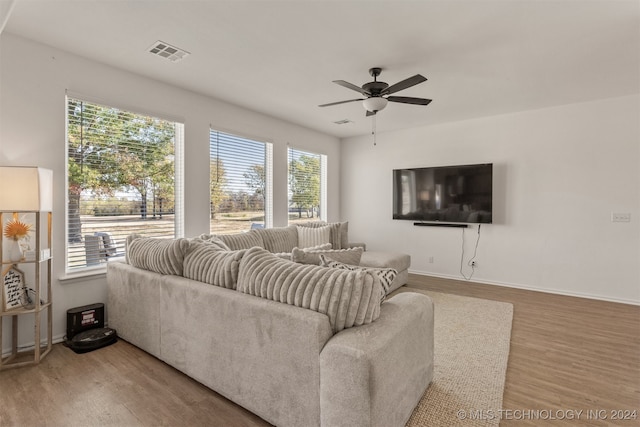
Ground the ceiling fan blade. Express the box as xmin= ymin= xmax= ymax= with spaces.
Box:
xmin=366 ymin=110 xmax=376 ymax=117
xmin=318 ymin=98 xmax=364 ymax=107
xmin=333 ymin=80 xmax=371 ymax=96
xmin=387 ymin=96 xmax=432 ymax=106
xmin=383 ymin=74 xmax=427 ymax=95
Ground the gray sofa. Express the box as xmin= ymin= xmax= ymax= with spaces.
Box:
xmin=107 ymin=233 xmax=433 ymax=427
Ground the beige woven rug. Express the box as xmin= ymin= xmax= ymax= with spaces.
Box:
xmin=395 ymin=288 xmax=513 ymax=427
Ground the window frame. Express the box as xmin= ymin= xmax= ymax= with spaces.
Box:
xmin=64 ymin=95 xmax=184 ymax=276
xmin=209 ymin=128 xmax=273 ymax=234
xmin=287 ymin=146 xmax=327 ymax=224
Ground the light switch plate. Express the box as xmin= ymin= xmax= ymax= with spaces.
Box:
xmin=611 ymin=212 xmax=631 ymax=222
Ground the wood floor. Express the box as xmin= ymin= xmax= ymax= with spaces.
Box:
xmin=0 ymin=274 xmax=638 ymax=426
xmin=408 ymin=275 xmax=640 ymax=427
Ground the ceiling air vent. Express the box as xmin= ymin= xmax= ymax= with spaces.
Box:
xmin=148 ymin=41 xmax=190 ymax=62
xmin=333 ymin=119 xmax=354 ymax=125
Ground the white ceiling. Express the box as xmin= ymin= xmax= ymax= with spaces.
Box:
xmin=3 ymin=0 xmax=639 ymax=138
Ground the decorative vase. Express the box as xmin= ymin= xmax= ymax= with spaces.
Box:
xmin=7 ymin=239 xmax=23 ymax=262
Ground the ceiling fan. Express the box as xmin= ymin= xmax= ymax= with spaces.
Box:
xmin=318 ymin=67 xmax=432 ymax=116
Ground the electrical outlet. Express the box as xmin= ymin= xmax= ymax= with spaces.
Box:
xmin=611 ymin=212 xmax=631 ymax=222
xmin=428 ymin=256 xmax=434 ymax=264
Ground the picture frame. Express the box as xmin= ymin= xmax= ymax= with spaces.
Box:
xmin=2 ymin=265 xmax=28 ymax=311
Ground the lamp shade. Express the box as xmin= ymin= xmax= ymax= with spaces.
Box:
xmin=362 ymin=97 xmax=388 ymax=113
xmin=0 ymin=166 xmax=53 ymax=211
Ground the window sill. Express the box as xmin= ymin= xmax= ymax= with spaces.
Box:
xmin=59 ymin=261 xmax=120 ymax=283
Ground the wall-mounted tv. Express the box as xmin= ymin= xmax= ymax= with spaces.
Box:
xmin=393 ymin=163 xmax=493 ymax=224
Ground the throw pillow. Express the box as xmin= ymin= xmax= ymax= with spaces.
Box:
xmin=217 ymin=230 xmax=264 ymax=250
xmin=297 ymin=221 xmax=348 ymax=250
xmin=273 ymin=252 xmax=292 ymax=261
xmin=255 ymin=225 xmax=298 ymax=253
xmin=319 ymin=254 xmax=397 ymax=301
xmin=268 ymin=243 xmax=331 ymax=262
xmin=126 ymin=234 xmax=191 ymax=276
xmin=197 ymin=234 xmax=231 ymax=250
xmin=297 ymin=225 xmax=331 ymax=249
xmin=291 ymin=246 xmax=363 ymax=266
xmin=338 ymin=221 xmax=349 ymax=249
xmin=304 ymin=243 xmax=333 ymax=251
xmin=183 ymin=242 xmax=247 ymax=289
xmin=237 ymin=247 xmax=382 ymax=333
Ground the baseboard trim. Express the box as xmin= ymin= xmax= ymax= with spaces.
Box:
xmin=408 ymin=269 xmax=640 ymax=306
xmin=1 ymin=334 xmax=66 ymax=359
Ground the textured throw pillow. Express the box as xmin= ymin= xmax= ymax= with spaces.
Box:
xmin=237 ymin=247 xmax=382 ymax=333
xmin=126 ymin=234 xmax=190 ymax=276
xmin=265 ymin=243 xmax=331 ymax=262
xmin=319 ymin=254 xmax=397 ymax=301
xmin=298 ymin=221 xmax=348 ymax=250
xmin=273 ymin=252 xmax=292 ymax=261
xmin=338 ymin=221 xmax=349 ymax=249
xmin=304 ymin=243 xmax=332 ymax=251
xmin=291 ymin=246 xmax=363 ymax=266
xmin=255 ymin=225 xmax=298 ymax=253
xmin=183 ymin=243 xmax=247 ymax=289
xmin=197 ymin=234 xmax=231 ymax=250
xmin=297 ymin=225 xmax=331 ymax=249
xmin=217 ymin=230 xmax=264 ymax=250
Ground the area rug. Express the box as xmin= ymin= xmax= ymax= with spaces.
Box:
xmin=394 ymin=288 xmax=514 ymax=427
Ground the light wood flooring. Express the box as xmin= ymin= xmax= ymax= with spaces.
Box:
xmin=0 ymin=274 xmax=638 ymax=426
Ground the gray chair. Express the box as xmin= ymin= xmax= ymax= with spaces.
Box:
xmin=85 ymin=232 xmax=117 ymax=266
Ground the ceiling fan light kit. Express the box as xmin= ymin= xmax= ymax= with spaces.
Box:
xmin=363 ymin=97 xmax=388 ymax=113
xmin=319 ymin=67 xmax=432 ymax=117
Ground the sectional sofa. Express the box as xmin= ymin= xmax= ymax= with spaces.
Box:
xmin=107 ymin=225 xmax=433 ymax=427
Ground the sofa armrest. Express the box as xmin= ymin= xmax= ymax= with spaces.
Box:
xmin=107 ymin=260 xmax=164 ymax=358
xmin=320 ymin=292 xmax=434 ymax=427
xmin=345 ymin=242 xmax=367 ymax=251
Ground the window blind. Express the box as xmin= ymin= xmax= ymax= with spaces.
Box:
xmin=209 ymin=129 xmax=272 ymax=234
xmin=288 ymin=147 xmax=326 ymax=224
xmin=66 ymin=97 xmax=183 ymax=272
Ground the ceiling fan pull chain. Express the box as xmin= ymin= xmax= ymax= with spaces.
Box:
xmin=372 ymin=114 xmax=377 ymax=146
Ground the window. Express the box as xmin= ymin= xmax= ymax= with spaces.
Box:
xmin=66 ymin=97 xmax=183 ymax=272
xmin=288 ymin=147 xmax=326 ymax=224
xmin=209 ymin=129 xmax=272 ymax=234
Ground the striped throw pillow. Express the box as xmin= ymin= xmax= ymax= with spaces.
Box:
xmin=183 ymin=243 xmax=247 ymax=289
xmin=237 ymin=247 xmax=382 ymax=333
xmin=297 ymin=225 xmax=331 ymax=249
xmin=126 ymin=235 xmax=190 ymax=276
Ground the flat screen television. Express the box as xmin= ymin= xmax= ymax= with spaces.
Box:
xmin=393 ymin=163 xmax=493 ymax=224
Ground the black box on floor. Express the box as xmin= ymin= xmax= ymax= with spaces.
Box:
xmin=66 ymin=303 xmax=105 ymax=339
xmin=65 ymin=303 xmax=117 ymax=353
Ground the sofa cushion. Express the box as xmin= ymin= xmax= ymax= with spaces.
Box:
xmin=319 ymin=255 xmax=397 ymax=300
xmin=216 ymin=230 xmax=264 ymax=250
xmin=126 ymin=234 xmax=190 ymax=276
xmin=359 ymin=251 xmax=411 ymax=273
xmin=237 ymin=247 xmax=382 ymax=333
xmin=291 ymin=246 xmax=363 ymax=266
xmin=183 ymin=243 xmax=247 ymax=289
xmin=255 ymin=225 xmax=298 ymax=253
xmin=298 ymin=221 xmax=348 ymax=250
xmin=297 ymin=225 xmax=331 ymax=249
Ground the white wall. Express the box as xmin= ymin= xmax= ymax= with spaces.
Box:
xmin=341 ymin=95 xmax=639 ymax=304
xmin=0 ymin=33 xmax=340 ymax=348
